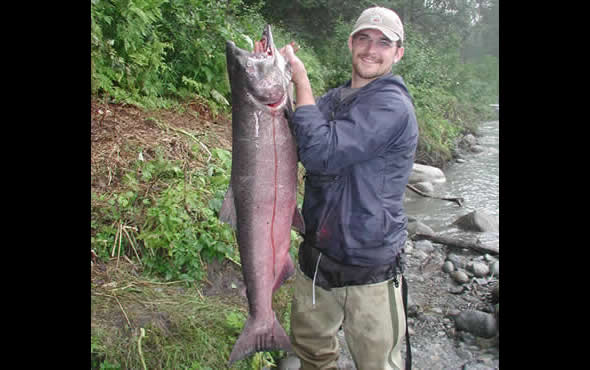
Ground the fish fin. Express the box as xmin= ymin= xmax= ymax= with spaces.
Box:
xmin=291 ymin=207 xmax=305 ymax=235
xmin=228 ymin=313 xmax=293 ymax=366
xmin=219 ymin=183 xmax=237 ymax=230
xmin=272 ymin=255 xmax=295 ymax=294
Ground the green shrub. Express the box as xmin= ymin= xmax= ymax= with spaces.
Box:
xmin=91 ymin=0 xmax=498 ymax=166
xmin=91 ymin=148 xmax=237 ymax=282
xmin=91 ymin=0 xmax=172 ymax=106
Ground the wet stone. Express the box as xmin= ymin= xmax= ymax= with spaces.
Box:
xmin=450 ymin=270 xmax=470 ymax=284
xmin=442 ymin=261 xmax=455 ymax=273
xmin=471 ymin=262 xmax=489 ymax=277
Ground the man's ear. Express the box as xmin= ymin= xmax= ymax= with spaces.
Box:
xmin=394 ymin=47 xmax=404 ymax=64
xmin=348 ymin=36 xmax=353 ymax=52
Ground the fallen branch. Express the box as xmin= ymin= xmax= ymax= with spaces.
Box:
xmin=170 ymin=126 xmax=212 ymax=163
xmin=122 ymin=225 xmax=142 ymax=265
xmin=146 ymin=117 xmax=212 ymax=162
xmin=406 ymin=183 xmax=464 ymax=207
xmin=225 ymin=254 xmax=242 ymax=267
xmin=413 ymin=233 xmax=498 ymax=255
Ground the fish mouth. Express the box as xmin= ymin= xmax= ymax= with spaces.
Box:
xmin=259 ymin=24 xmax=275 ymax=57
xmin=226 ymin=24 xmax=275 ymax=59
xmin=266 ymin=94 xmax=286 ymax=110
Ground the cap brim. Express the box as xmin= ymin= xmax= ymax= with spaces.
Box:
xmin=350 ymin=26 xmax=400 ymax=42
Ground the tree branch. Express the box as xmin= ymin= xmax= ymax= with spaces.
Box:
xmin=406 ymin=183 xmax=464 ymax=207
xmin=412 ymin=232 xmax=498 ymax=255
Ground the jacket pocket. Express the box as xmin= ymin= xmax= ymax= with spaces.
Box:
xmin=346 ymin=210 xmax=384 ymax=247
xmin=303 ymin=173 xmax=344 ymax=244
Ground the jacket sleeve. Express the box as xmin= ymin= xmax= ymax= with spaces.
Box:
xmin=290 ymin=90 xmax=411 ymax=173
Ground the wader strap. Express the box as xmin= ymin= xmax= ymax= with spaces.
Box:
xmin=402 ymin=275 xmax=411 ymax=370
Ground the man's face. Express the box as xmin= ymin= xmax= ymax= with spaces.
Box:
xmin=348 ymin=29 xmax=404 ymax=83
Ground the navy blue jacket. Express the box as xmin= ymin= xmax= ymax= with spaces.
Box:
xmin=290 ymin=73 xmax=418 ymax=268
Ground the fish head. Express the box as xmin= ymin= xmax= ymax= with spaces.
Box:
xmin=226 ymin=24 xmax=292 ymax=110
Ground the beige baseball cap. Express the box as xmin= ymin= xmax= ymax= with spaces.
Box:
xmin=350 ymin=7 xmax=404 ymax=43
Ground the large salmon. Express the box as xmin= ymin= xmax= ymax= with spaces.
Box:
xmin=221 ymin=24 xmax=304 ymax=366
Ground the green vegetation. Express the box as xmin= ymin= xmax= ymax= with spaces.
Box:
xmin=91 ymin=0 xmax=498 ymax=368
xmin=91 ymin=0 xmax=498 ymax=164
xmin=92 ymin=145 xmax=236 ymax=282
xmin=91 ymin=260 xmax=294 ymax=369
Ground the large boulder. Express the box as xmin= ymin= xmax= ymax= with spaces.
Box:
xmin=461 ymin=134 xmax=477 ymax=147
xmin=453 ymin=310 xmax=497 ymax=338
xmin=453 ymin=210 xmax=499 ymax=233
xmin=409 ymin=163 xmax=446 ymax=184
xmin=407 ymin=219 xmax=435 ymax=237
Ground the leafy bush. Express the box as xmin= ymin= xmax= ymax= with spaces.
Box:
xmin=91 ymin=0 xmax=498 ymax=170
xmin=393 ymin=26 xmax=497 ymax=164
xmin=91 ymin=0 xmax=172 ymax=106
xmin=91 ymin=0 xmax=332 ymax=109
xmin=91 ymin=148 xmax=237 ymax=282
xmin=92 ymin=0 xmax=259 ymax=108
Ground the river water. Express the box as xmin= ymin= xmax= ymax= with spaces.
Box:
xmin=403 ymin=120 xmax=499 ymax=240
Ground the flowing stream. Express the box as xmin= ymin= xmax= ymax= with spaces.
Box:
xmin=404 ymin=120 xmax=499 ymax=240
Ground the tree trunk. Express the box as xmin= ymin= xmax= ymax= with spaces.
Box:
xmin=412 ymin=233 xmax=499 ymax=255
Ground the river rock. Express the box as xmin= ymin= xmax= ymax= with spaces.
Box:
xmin=278 ymin=354 xmax=301 ymax=370
xmin=450 ymin=270 xmax=470 ymax=284
xmin=414 ymin=240 xmax=434 ymax=253
xmin=461 ymin=134 xmax=477 ymax=148
xmin=470 ymin=145 xmax=485 ymax=154
xmin=407 ymin=294 xmax=420 ymax=317
xmin=412 ymin=249 xmax=428 ymax=261
xmin=490 ymin=260 xmax=499 ymax=276
xmin=413 ymin=181 xmax=434 ymax=194
xmin=453 ymin=210 xmax=499 ymax=233
xmin=470 ymin=262 xmax=490 ymax=277
xmin=454 ymin=310 xmax=497 ymax=338
xmin=484 ymin=254 xmax=497 ymax=263
xmin=447 ymin=253 xmax=468 ymax=269
xmin=409 ymin=163 xmax=446 ymax=184
xmin=407 ymin=219 xmax=435 ymax=237
xmin=442 ymin=261 xmax=455 ymax=273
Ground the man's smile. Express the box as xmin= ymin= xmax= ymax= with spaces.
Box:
xmin=360 ymin=55 xmax=380 ymax=64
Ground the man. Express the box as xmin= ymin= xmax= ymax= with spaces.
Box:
xmin=280 ymin=6 xmax=418 ymax=370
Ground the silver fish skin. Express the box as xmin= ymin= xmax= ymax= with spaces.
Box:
xmin=221 ymin=24 xmax=304 ymax=366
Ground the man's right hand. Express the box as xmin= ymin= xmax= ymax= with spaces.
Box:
xmin=280 ymin=43 xmax=307 ymax=86
xmin=279 ymin=42 xmax=315 ymax=107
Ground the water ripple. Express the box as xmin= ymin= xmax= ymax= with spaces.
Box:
xmin=404 ymin=120 xmax=499 ymax=234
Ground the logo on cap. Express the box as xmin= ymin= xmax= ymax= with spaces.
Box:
xmin=370 ymin=15 xmax=382 ymax=24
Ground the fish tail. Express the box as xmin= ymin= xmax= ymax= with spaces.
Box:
xmin=228 ymin=312 xmax=293 ymax=366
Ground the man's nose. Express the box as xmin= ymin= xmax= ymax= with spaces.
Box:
xmin=364 ymin=39 xmax=379 ymax=53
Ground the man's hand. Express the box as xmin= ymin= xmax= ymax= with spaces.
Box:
xmin=279 ymin=42 xmax=315 ymax=107
xmin=279 ymin=42 xmax=306 ymax=86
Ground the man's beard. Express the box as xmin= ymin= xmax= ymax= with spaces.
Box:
xmin=351 ymin=54 xmax=388 ymax=80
